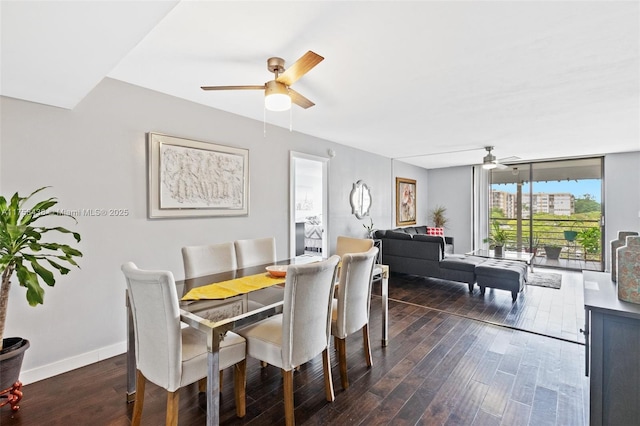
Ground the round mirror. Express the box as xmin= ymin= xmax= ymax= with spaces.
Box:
xmin=350 ymin=180 xmax=372 ymax=219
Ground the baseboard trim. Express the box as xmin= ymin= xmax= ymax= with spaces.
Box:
xmin=19 ymin=341 xmax=127 ymax=385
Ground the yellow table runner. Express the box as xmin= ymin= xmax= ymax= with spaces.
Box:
xmin=181 ymin=273 xmax=285 ymax=301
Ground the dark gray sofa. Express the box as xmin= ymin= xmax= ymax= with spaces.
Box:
xmin=374 ymin=227 xmax=529 ymax=301
xmin=374 ymin=228 xmax=482 ymax=292
xmin=376 ymin=225 xmax=454 ymax=253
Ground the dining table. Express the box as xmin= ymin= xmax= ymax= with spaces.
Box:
xmin=125 ymin=257 xmax=389 ymax=425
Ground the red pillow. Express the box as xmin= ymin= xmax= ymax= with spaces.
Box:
xmin=426 ymin=227 xmax=444 ymax=236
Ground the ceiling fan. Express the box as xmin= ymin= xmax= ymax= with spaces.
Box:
xmin=201 ymin=51 xmax=324 ymax=111
xmin=482 ymin=146 xmax=516 ymax=170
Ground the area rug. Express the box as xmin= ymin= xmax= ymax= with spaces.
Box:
xmin=527 ymin=272 xmax=562 ymax=289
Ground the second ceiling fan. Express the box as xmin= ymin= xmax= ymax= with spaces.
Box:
xmin=201 ymin=50 xmax=324 ymax=111
xmin=482 ymin=146 xmax=518 ymax=170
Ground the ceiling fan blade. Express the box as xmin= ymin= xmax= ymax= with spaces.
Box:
xmin=276 ymin=51 xmax=324 ymax=86
xmin=498 ymin=156 xmax=520 ymax=163
xmin=289 ymin=89 xmax=315 ymax=109
xmin=201 ymin=85 xmax=265 ymax=91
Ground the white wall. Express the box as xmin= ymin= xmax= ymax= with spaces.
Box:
xmin=390 ymin=160 xmax=430 ymax=229
xmin=604 ymin=151 xmax=640 ymax=270
xmin=324 ymin=148 xmax=397 ymax=244
xmin=426 ymin=166 xmax=474 ymax=253
xmin=0 ymin=78 xmax=393 ymax=383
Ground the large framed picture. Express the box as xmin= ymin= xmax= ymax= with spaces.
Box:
xmin=396 ymin=177 xmax=416 ymax=226
xmin=147 ymin=133 xmax=249 ymax=218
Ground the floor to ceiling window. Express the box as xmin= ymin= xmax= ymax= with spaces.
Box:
xmin=489 ymin=157 xmax=604 ymax=271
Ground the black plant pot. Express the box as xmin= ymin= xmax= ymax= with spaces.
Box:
xmin=0 ymin=337 xmax=30 ymax=411
xmin=544 ymin=246 xmax=562 ymax=260
xmin=494 ymin=246 xmax=504 ymax=257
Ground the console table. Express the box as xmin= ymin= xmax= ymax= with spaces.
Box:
xmin=582 ymin=270 xmax=640 ymax=426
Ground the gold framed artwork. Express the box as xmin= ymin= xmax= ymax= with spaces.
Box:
xmin=147 ymin=132 xmax=249 ymax=218
xmin=396 ymin=177 xmax=416 ymax=226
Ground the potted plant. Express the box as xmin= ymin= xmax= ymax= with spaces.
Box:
xmin=429 ymin=205 xmax=448 ymax=229
xmin=563 ymin=220 xmax=582 ymax=242
xmin=483 ymin=220 xmax=508 ymax=257
xmin=524 ymin=233 xmax=540 ymax=255
xmin=543 ymin=244 xmax=562 ymax=260
xmin=0 ymin=187 xmax=82 ymax=411
xmin=577 ymin=227 xmax=601 ymax=261
xmin=362 ymin=217 xmax=375 ymax=238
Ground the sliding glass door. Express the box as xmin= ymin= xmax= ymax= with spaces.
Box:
xmin=489 ymin=157 xmax=603 ymax=271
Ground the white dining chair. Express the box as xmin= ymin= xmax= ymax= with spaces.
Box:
xmin=234 ymin=237 xmax=277 ymax=268
xmin=181 ymin=242 xmax=237 ymax=278
xmin=331 ymin=247 xmax=378 ymax=389
xmin=121 ymin=262 xmax=247 ymax=425
xmin=335 ymin=236 xmax=374 ymax=258
xmin=234 ymin=237 xmax=284 ymax=307
xmin=335 ymin=235 xmax=384 ymax=286
xmin=237 ymin=255 xmax=340 ymax=426
xmin=181 ymin=242 xmax=243 ymax=390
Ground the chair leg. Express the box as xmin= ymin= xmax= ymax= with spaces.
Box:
xmin=234 ymin=360 xmax=247 ymax=418
xmin=166 ymin=390 xmax=179 ymax=426
xmin=362 ymin=324 xmax=373 ymax=367
xmin=282 ymin=369 xmax=295 ymax=426
xmin=322 ymin=348 xmax=335 ymax=402
xmin=336 ymin=337 xmax=349 ymax=389
xmin=131 ymin=370 xmax=146 ymax=426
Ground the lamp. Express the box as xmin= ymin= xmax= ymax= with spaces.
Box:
xmin=482 ymin=146 xmax=497 ymax=169
xmin=264 ymin=80 xmax=291 ymax=111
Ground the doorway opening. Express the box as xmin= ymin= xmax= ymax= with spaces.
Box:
xmin=289 ymin=152 xmax=328 ymax=260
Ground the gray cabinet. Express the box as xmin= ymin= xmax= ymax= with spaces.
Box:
xmin=583 ymin=271 xmax=640 ymax=426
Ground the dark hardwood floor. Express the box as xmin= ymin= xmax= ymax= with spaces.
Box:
xmin=1 ymin=269 xmax=588 ymax=425
xmin=389 ymin=267 xmax=586 ymax=344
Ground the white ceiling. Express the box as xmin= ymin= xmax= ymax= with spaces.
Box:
xmin=2 ymin=1 xmax=638 ymax=169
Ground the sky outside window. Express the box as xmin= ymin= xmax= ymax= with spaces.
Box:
xmin=492 ymin=179 xmax=601 ymax=202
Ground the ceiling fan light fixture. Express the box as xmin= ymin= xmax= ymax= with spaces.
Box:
xmin=482 ymin=146 xmax=497 ymax=169
xmin=482 ymin=153 xmax=497 ymax=169
xmin=264 ymin=80 xmax=291 ymax=111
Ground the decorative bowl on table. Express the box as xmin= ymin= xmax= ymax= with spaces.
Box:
xmin=266 ymin=265 xmax=288 ymax=278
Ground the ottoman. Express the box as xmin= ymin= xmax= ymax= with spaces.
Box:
xmin=440 ymin=255 xmax=486 ymax=293
xmin=475 ymin=259 xmax=528 ymax=302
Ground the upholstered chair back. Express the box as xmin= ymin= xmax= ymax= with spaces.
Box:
xmin=335 ymin=236 xmax=374 ymax=258
xmin=182 ymin=242 xmax=237 ymax=278
xmin=333 ymin=247 xmax=378 ymax=338
xmin=282 ymin=255 xmax=340 ymax=369
xmin=122 ymin=262 xmax=183 ymax=392
xmin=234 ymin=237 xmax=277 ymax=268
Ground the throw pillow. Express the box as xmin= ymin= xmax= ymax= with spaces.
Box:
xmin=426 ymin=227 xmax=444 ymax=236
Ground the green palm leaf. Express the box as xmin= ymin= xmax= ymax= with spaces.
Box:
xmin=1 ymin=187 xmax=82 ymax=344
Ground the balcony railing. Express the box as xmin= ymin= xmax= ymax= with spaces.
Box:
xmin=488 ymin=217 xmax=602 ymax=263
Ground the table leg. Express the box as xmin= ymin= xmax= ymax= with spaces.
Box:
xmin=206 ymin=328 xmax=222 ymax=426
xmin=126 ymin=290 xmax=136 ymax=403
xmin=206 ymin=352 xmax=220 ymax=425
xmin=379 ymin=265 xmax=389 ymax=347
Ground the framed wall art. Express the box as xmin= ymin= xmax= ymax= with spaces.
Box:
xmin=147 ymin=132 xmax=249 ymax=218
xmin=396 ymin=177 xmax=416 ymax=226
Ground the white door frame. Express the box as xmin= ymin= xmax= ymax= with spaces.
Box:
xmin=289 ymin=151 xmax=329 ymax=258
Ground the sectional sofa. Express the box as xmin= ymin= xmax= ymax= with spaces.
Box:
xmin=374 ymin=227 xmax=529 ymax=301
